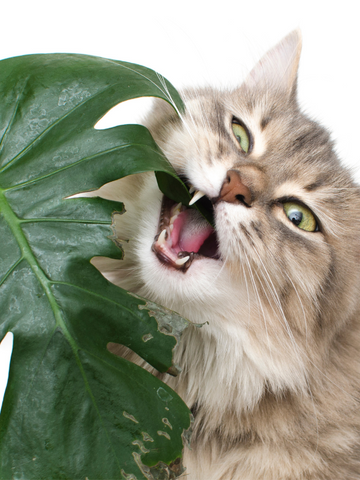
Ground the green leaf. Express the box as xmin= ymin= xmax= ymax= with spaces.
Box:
xmin=0 ymin=54 xmax=192 ymax=479
xmin=155 ymin=171 xmax=191 ymax=206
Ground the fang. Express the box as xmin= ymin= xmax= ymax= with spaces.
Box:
xmin=175 ymin=256 xmax=190 ymax=266
xmin=189 ymin=190 xmax=205 ymax=206
xmin=158 ymin=229 xmax=167 ymax=244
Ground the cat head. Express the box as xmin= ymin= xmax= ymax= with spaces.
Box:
xmin=100 ymin=30 xmax=360 ymax=396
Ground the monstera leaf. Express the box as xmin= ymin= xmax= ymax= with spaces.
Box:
xmin=0 ymin=54 xmax=193 ymax=479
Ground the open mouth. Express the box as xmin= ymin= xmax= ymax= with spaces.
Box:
xmin=151 ymin=193 xmax=220 ymax=272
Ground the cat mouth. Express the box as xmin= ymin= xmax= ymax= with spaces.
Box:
xmin=151 ymin=195 xmax=220 ymax=272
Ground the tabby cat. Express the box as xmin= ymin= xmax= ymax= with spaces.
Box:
xmin=95 ymin=30 xmax=360 ymax=479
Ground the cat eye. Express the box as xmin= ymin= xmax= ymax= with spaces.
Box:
xmin=283 ymin=201 xmax=318 ymax=232
xmin=231 ymin=118 xmax=251 ymax=153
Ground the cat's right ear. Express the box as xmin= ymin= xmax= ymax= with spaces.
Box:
xmin=241 ymin=29 xmax=302 ymax=101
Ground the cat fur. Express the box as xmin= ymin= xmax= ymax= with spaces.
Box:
xmin=93 ymin=30 xmax=360 ymax=479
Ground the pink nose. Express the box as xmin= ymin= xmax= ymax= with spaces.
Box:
xmin=219 ymin=170 xmax=252 ymax=206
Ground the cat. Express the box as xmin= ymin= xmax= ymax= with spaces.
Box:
xmin=94 ymin=30 xmax=360 ymax=479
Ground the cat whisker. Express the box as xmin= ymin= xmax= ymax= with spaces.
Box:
xmin=238 ymin=251 xmax=252 ymax=327
xmin=240 ymin=246 xmax=274 ymax=363
xmin=250 ymin=244 xmax=307 ymax=379
xmin=251 ymin=249 xmax=321 ymax=453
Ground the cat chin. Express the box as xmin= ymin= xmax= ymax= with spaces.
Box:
xmin=137 ymin=251 xmax=226 ymax=306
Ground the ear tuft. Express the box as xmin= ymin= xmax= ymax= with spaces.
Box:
xmin=243 ymin=29 xmax=302 ymax=100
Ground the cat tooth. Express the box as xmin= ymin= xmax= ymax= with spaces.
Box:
xmin=169 ymin=224 xmax=174 ymax=232
xmin=189 ymin=185 xmax=196 ymax=194
xmin=170 ymin=203 xmax=182 ymax=224
xmin=172 ymin=202 xmax=182 ymax=215
xmin=158 ymin=229 xmax=167 ymax=245
xmin=175 ymin=256 xmax=190 ymax=266
xmin=189 ymin=190 xmax=205 ymax=206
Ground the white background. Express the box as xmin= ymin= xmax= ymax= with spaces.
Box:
xmin=1 ymin=0 xmax=359 ymax=408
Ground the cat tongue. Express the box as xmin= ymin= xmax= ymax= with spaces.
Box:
xmin=171 ymin=210 xmax=213 ymax=254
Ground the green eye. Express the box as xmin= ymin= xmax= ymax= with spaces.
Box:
xmin=283 ymin=202 xmax=317 ymax=232
xmin=232 ymin=121 xmax=250 ymax=153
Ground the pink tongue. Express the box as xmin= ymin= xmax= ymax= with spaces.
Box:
xmin=171 ymin=210 xmax=213 ymax=254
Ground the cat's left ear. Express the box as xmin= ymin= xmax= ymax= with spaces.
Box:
xmin=241 ymin=29 xmax=302 ymax=101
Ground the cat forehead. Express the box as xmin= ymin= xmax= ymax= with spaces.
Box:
xmin=184 ymin=87 xmax=301 ymax=141
xmin=183 ymin=93 xmax=268 ymax=158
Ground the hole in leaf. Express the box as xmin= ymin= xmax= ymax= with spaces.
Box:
xmin=95 ymin=97 xmax=154 ymax=130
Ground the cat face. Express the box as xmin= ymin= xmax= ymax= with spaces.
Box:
xmin=99 ymin=31 xmax=360 ymax=396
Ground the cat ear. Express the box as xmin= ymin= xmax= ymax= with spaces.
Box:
xmin=242 ymin=29 xmax=302 ymax=100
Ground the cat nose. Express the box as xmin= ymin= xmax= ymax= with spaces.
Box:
xmin=218 ymin=170 xmax=252 ymax=206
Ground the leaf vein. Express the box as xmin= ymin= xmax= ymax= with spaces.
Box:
xmin=53 ymin=280 xmax=146 ymax=320
xmin=4 ymin=143 xmax=164 ymax=191
xmin=19 ymin=218 xmax=111 ymax=225
xmin=0 ymin=76 xmax=30 ymax=160
xmin=74 ymin=354 xmax=123 ymax=471
xmin=0 ymin=82 xmax=120 ymax=176
xmin=0 ymin=256 xmax=23 ymax=288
